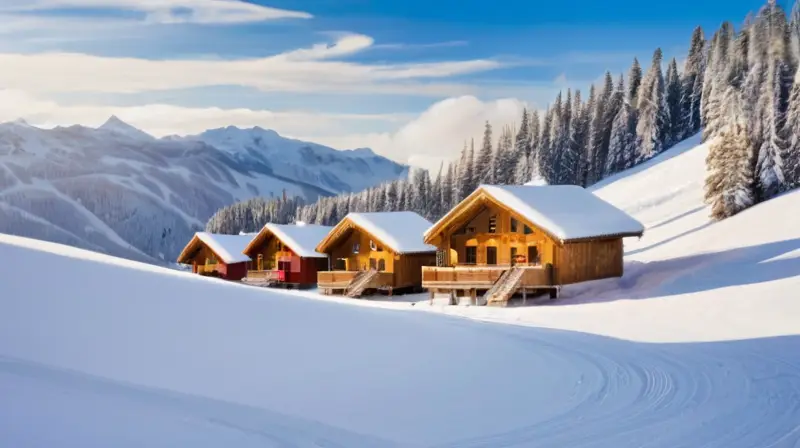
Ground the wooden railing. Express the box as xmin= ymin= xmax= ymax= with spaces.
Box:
xmin=422 ymin=265 xmax=552 ymax=289
xmin=246 ymin=270 xmax=284 ymax=282
xmin=318 ymin=271 xmax=394 ymax=290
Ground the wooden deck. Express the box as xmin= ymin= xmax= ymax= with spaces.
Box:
xmin=422 ymin=265 xmax=553 ymax=290
xmin=318 ymin=271 xmax=395 ymax=294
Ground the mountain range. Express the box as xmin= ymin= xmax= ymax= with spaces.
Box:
xmin=0 ymin=117 xmax=407 ymax=264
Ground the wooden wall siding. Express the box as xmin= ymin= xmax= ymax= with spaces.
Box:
xmin=447 ymin=202 xmax=554 ymax=266
xmin=318 ymin=271 xmax=395 ymax=289
xmin=246 ymin=235 xmax=297 ymax=271
xmin=554 ymin=239 xmax=623 ymax=285
xmin=328 ymin=227 xmax=395 ymax=273
xmin=394 ymin=253 xmax=437 ymax=289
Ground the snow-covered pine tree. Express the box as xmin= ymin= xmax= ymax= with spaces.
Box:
xmin=476 ymin=121 xmax=494 ymax=184
xmin=703 ymin=23 xmax=736 ymax=142
xmin=606 ymin=75 xmax=636 ymax=175
xmin=513 ymin=150 xmax=532 ymax=184
xmin=402 ymin=179 xmax=414 ymax=211
xmin=441 ymin=163 xmax=455 ymax=211
xmin=628 ymin=58 xmax=643 ymax=107
xmin=586 ymin=78 xmax=610 ymax=185
xmin=705 ymin=85 xmax=755 ymax=220
xmin=559 ymin=89 xmax=585 ymax=185
xmin=785 ymin=63 xmax=800 ymax=188
xmin=665 ymin=58 xmax=683 ymax=145
xmin=383 ymin=180 xmax=398 ymax=212
xmin=494 ymin=125 xmax=515 ymax=184
xmin=681 ymin=27 xmax=706 ymax=139
xmin=599 ymin=72 xmax=622 ymax=180
xmin=515 ymin=108 xmax=531 ymax=157
xmin=636 ymin=48 xmax=667 ymax=162
xmin=545 ymin=93 xmax=564 ymax=184
xmin=790 ymin=0 xmax=800 ymax=63
xmin=579 ymin=86 xmax=596 ymax=186
xmin=529 ymin=109 xmax=541 ymax=159
xmin=429 ymin=165 xmax=443 ymax=219
xmin=537 ymin=106 xmax=553 ymax=183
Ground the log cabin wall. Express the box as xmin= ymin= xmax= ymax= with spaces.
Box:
xmin=394 ymin=252 xmax=437 ymax=289
xmin=448 ymin=202 xmax=555 ymax=266
xmin=328 ymin=228 xmax=395 ymax=273
xmin=247 ymin=236 xmax=297 ymax=271
xmin=554 ymin=238 xmax=624 ymax=285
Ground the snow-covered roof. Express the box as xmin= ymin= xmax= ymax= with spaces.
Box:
xmin=263 ymin=223 xmax=332 ymax=258
xmin=322 ymin=211 xmax=436 ymax=254
xmin=426 ymin=185 xmax=644 ymax=243
xmin=193 ymin=232 xmax=253 ymax=264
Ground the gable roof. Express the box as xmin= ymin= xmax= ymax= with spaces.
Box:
xmin=317 ymin=211 xmax=437 ymax=255
xmin=425 ymin=184 xmax=645 ymax=244
xmin=177 ymin=232 xmax=253 ymax=264
xmin=244 ymin=223 xmax=332 ymax=258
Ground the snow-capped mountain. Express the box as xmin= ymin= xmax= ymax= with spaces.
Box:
xmin=0 ymin=117 xmax=407 ymax=264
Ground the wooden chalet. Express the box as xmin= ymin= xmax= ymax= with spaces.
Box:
xmin=422 ymin=185 xmax=645 ymax=306
xmin=241 ymin=223 xmax=332 ymax=288
xmin=315 ymin=211 xmax=437 ymax=297
xmin=177 ymin=232 xmax=253 ymax=281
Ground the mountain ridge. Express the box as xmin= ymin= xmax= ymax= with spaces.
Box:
xmin=0 ymin=117 xmax=407 ymax=264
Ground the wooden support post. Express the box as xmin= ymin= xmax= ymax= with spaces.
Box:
xmin=522 ymin=288 xmax=527 ymax=306
xmin=429 ymin=288 xmax=434 ymax=305
xmin=470 ymin=289 xmax=477 ymax=306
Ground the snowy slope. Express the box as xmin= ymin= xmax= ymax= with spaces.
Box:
xmin=2 ymin=233 xmax=800 ymax=447
xmin=0 ymin=118 xmax=407 ymax=264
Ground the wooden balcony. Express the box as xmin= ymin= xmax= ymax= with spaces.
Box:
xmin=422 ymin=265 xmax=552 ymax=290
xmin=318 ymin=271 xmax=395 ymax=291
xmin=196 ymin=264 xmax=219 ymax=275
xmin=246 ymin=270 xmax=284 ymax=282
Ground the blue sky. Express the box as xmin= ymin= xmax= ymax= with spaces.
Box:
xmin=0 ymin=0 xmax=782 ymax=169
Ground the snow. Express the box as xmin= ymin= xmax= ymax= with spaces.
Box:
xmin=430 ymin=184 xmax=645 ymax=242
xmin=263 ymin=223 xmax=331 ymax=258
xmin=345 ymin=211 xmax=437 ymax=254
xmin=194 ymin=232 xmax=252 ymax=264
xmin=3 ymin=133 xmax=800 ymax=446
xmin=97 ymin=115 xmax=155 ymax=141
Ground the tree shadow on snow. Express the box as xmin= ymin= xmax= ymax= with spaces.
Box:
xmin=555 ymin=238 xmax=800 ymax=305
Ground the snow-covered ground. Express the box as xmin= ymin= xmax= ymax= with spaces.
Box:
xmin=2 ymin=134 xmax=800 ymax=446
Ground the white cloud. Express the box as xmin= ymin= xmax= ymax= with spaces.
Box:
xmin=1 ymin=0 xmax=312 ymax=24
xmin=0 ymin=90 xmax=526 ymax=172
xmin=309 ymin=96 xmax=528 ymax=171
xmin=0 ymin=34 xmax=499 ymax=97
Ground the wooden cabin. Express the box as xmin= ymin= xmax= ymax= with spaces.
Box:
xmin=422 ymin=185 xmax=645 ymax=306
xmin=177 ymin=232 xmax=253 ymax=281
xmin=315 ymin=211 xmax=437 ymax=297
xmin=241 ymin=223 xmax=332 ymax=288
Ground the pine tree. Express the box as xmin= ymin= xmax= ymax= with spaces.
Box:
xmin=544 ymin=93 xmax=564 ymax=184
xmin=560 ymin=89 xmax=585 ymax=184
xmin=579 ymin=86 xmax=596 ymax=186
xmin=529 ymin=109 xmax=541 ymax=158
xmin=790 ymin=0 xmax=800 ymax=63
xmin=705 ymin=86 xmax=755 ymax=220
xmin=755 ymin=0 xmax=792 ymax=200
xmin=665 ymin=58 xmax=683 ymax=145
xmin=681 ymin=27 xmax=707 ymax=139
xmin=636 ymin=48 xmax=667 ymax=161
xmin=441 ymin=163 xmax=454 ymax=211
xmin=586 ymin=78 xmax=610 ymax=185
xmin=494 ymin=125 xmax=515 ymax=184
xmin=537 ymin=107 xmax=553 ymax=183
xmin=784 ymin=65 xmax=800 ymax=188
xmin=703 ymin=23 xmax=736 ymax=142
xmin=628 ymin=58 xmax=643 ymax=107
xmin=606 ymin=75 xmax=636 ymax=175
xmin=599 ymin=72 xmax=623 ymax=180
xmin=515 ymin=108 xmax=531 ymax=157
xmin=476 ymin=121 xmax=494 ymax=184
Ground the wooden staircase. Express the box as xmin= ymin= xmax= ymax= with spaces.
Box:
xmin=345 ymin=269 xmax=380 ymax=297
xmin=482 ymin=267 xmax=525 ymax=306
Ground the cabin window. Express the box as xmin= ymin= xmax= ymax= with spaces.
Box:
xmin=510 ymin=218 xmax=518 ymax=233
xmin=369 ymin=258 xmax=377 ymax=270
xmin=257 ymin=254 xmax=263 ymax=271
xmin=206 ymin=254 xmax=217 ymax=265
xmin=353 ymin=242 xmax=360 ymax=254
xmin=488 ymin=216 xmax=497 ymax=233
xmin=378 ymin=259 xmax=386 ymax=271
xmin=334 ymin=258 xmax=347 ymax=271
xmin=528 ymin=246 xmax=540 ymax=265
xmin=510 ymin=247 xmax=518 ymax=265
xmin=465 ymin=246 xmax=477 ymax=265
xmin=486 ymin=246 xmax=497 ymax=265
xmin=524 ymin=225 xmax=533 ymax=235
xmin=467 ymin=226 xmax=476 ymax=234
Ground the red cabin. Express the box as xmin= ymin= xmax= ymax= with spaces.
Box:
xmin=242 ymin=223 xmax=332 ymax=288
xmin=177 ymin=232 xmax=254 ymax=281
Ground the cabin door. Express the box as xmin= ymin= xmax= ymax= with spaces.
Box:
xmin=528 ymin=246 xmax=540 ymax=266
xmin=486 ymin=246 xmax=497 ymax=265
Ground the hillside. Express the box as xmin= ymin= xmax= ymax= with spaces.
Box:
xmin=1 ymin=136 xmax=800 ymax=446
xmin=0 ymin=118 xmax=407 ymax=264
